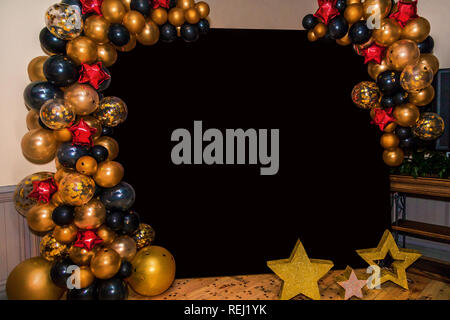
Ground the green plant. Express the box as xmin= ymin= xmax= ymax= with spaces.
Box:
xmin=390 ymin=151 xmax=450 ymax=178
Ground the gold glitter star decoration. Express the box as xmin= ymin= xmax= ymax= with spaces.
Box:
xmin=336 ymin=266 xmax=368 ymax=300
xmin=267 ymin=239 xmax=334 ymax=300
xmin=356 ymin=230 xmax=421 ymax=290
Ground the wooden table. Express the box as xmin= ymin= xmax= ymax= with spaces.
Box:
xmin=128 ymin=268 xmax=450 ymax=300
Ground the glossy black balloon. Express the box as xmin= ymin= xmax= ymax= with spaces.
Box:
xmin=101 ymin=126 xmax=114 ymax=137
xmin=97 ymin=278 xmax=128 ymax=300
xmin=121 ymin=211 xmax=140 ymax=235
xmin=399 ymin=137 xmax=417 ymax=149
xmin=97 ymin=67 xmax=111 ymax=92
xmin=169 ymin=0 xmax=177 ymax=8
xmin=328 ymin=15 xmax=348 ymax=40
xmin=90 ymin=145 xmax=109 ymax=163
xmin=395 ymin=126 xmax=413 ymax=140
xmin=50 ymin=259 xmax=73 ymax=288
xmin=57 ymin=142 xmax=90 ymax=168
xmin=197 ymin=19 xmax=210 ymax=35
xmin=117 ymin=260 xmax=132 ymax=279
xmin=23 ymin=81 xmax=64 ymax=111
xmin=43 ymin=55 xmax=79 ymax=87
xmin=417 ymin=36 xmax=434 ymax=54
xmin=160 ymin=23 xmax=177 ymax=43
xmin=39 ymin=27 xmax=67 ymax=54
xmin=335 ymin=0 xmax=347 ymax=14
xmin=349 ymin=21 xmax=372 ymax=45
xmin=100 ymin=182 xmax=136 ymax=211
xmin=377 ymin=70 xmax=402 ymax=96
xmin=302 ymin=14 xmax=318 ymax=30
xmin=61 ymin=0 xmax=82 ymax=12
xmin=52 ymin=205 xmax=75 ymax=226
xmin=67 ymin=282 xmax=97 ymax=300
xmin=393 ymin=91 xmax=409 ymax=106
xmin=106 ymin=210 xmax=125 ymax=231
xmin=181 ymin=24 xmax=199 ymax=43
xmin=94 ymin=184 xmax=104 ymax=198
xmin=130 ymin=0 xmax=150 ymax=16
xmin=380 ymin=95 xmax=396 ymax=108
xmin=108 ymin=24 xmax=131 ymax=47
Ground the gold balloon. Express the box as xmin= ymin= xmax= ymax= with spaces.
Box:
xmin=64 ymin=83 xmax=100 ymax=116
xmin=6 ymin=257 xmax=64 ymax=300
xmin=95 ymin=136 xmax=120 ymax=160
xmin=21 ymin=128 xmax=58 ymax=164
xmin=74 ymin=198 xmax=106 ymax=230
xmin=383 ymin=147 xmax=404 ymax=167
xmin=101 ymin=0 xmax=127 ymax=23
xmin=27 ymin=56 xmax=48 ymax=82
xmin=67 ymin=36 xmax=98 ymax=66
xmin=402 ymin=17 xmax=431 ymax=43
xmin=123 ymin=10 xmax=146 ymax=34
xmin=351 ymin=81 xmax=380 ymax=109
xmin=418 ymin=54 xmax=440 ymax=76
xmin=185 ymin=7 xmax=201 ymax=24
xmin=373 ymin=18 xmax=401 ymax=47
xmin=81 ymin=116 xmax=103 ymax=139
xmin=26 ymin=109 xmax=41 ymax=130
xmin=384 ymin=122 xmax=397 ymax=133
xmin=76 ymin=156 xmax=98 ymax=176
xmin=313 ymin=23 xmax=327 ymax=38
xmin=120 ymin=0 xmax=132 ymax=11
xmin=84 ymin=15 xmax=110 ymax=44
xmin=51 ymin=191 xmax=66 ymax=206
xmin=97 ymin=43 xmax=118 ymax=67
xmin=79 ymin=266 xmax=96 ymax=288
xmin=128 ymin=246 xmax=175 ymax=296
xmin=151 ymin=8 xmax=168 ymax=25
xmin=336 ymin=33 xmax=352 ymax=46
xmin=40 ymin=99 xmax=76 ymax=130
xmin=307 ymin=30 xmax=318 ymax=42
xmin=54 ymin=167 xmax=74 ymax=184
xmin=408 ymin=85 xmax=435 ymax=107
xmin=394 ymin=103 xmax=420 ymax=127
xmin=368 ymin=58 xmax=390 ymax=80
xmin=400 ymin=63 xmax=434 ymax=92
xmin=14 ymin=172 xmax=54 ymax=217
xmin=53 ymin=224 xmax=78 ymax=243
xmin=362 ymin=0 xmax=392 ymax=20
xmin=344 ymin=3 xmax=363 ymax=25
xmin=116 ymin=34 xmax=137 ymax=52
xmin=386 ymin=39 xmax=420 ymax=71
xmin=40 ymin=233 xmax=69 ymax=261
xmin=90 ymin=247 xmax=122 ymax=279
xmin=93 ymin=161 xmax=124 ymax=188
xmin=413 ymin=112 xmax=445 ymax=141
xmin=59 ymin=172 xmax=96 ymax=206
xmin=133 ymin=223 xmax=156 ymax=250
xmin=98 ymin=224 xmax=116 ymax=245
xmin=380 ymin=133 xmax=400 ymax=149
xmin=137 ymin=20 xmax=160 ymax=45
xmin=168 ymin=8 xmax=185 ymax=27
xmin=347 ymin=0 xmax=362 ymax=4
xmin=177 ymin=0 xmax=195 ymax=10
xmin=195 ymin=1 xmax=210 ymax=19
xmin=69 ymin=245 xmax=96 ymax=266
xmin=53 ymin=128 xmax=73 ymax=142
xmin=109 ymin=235 xmax=137 ymax=261
xmin=93 ymin=96 xmax=128 ymax=127
xmin=27 ymin=203 xmax=55 ymax=232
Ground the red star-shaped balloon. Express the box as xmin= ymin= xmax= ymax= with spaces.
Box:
xmin=27 ymin=178 xmax=58 ymax=203
xmin=80 ymin=0 xmax=103 ymax=16
xmin=152 ymin=0 xmax=170 ymax=9
xmin=78 ymin=62 xmax=110 ymax=90
xmin=69 ymin=119 xmax=98 ymax=147
xmin=361 ymin=43 xmax=386 ymax=64
xmin=74 ymin=230 xmax=104 ymax=251
xmin=314 ymin=0 xmax=340 ymax=25
xmin=390 ymin=0 xmax=418 ymax=28
xmin=371 ymin=108 xmax=396 ymax=131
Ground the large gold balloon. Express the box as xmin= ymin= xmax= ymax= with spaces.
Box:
xmin=373 ymin=18 xmax=401 ymax=47
xmin=185 ymin=7 xmax=201 ymax=24
xmin=133 ymin=223 xmax=156 ymax=250
xmin=14 ymin=172 xmax=54 ymax=217
xmin=59 ymin=172 xmax=96 ymax=206
xmin=394 ymin=103 xmax=420 ymax=127
xmin=128 ymin=246 xmax=175 ymax=296
xmin=123 ymin=10 xmax=146 ymax=34
xmin=137 ymin=20 xmax=160 ymax=45
xmin=84 ymin=15 xmax=110 ymax=44
xmin=53 ymin=224 xmax=78 ymax=243
xmin=151 ymin=8 xmax=168 ymax=25
xmin=80 ymin=116 xmax=103 ymax=139
xmin=90 ymin=247 xmax=122 ymax=279
xmin=74 ymin=198 xmax=106 ymax=230
xmin=93 ymin=96 xmax=128 ymax=127
xmin=40 ymin=99 xmax=76 ymax=130
xmin=109 ymin=235 xmax=137 ymax=261
xmin=27 ymin=56 xmax=48 ymax=82
xmin=76 ymin=155 xmax=98 ymax=176
xmin=67 ymin=36 xmax=98 ymax=66
xmin=344 ymin=3 xmax=363 ymax=24
xmin=362 ymin=0 xmax=392 ymax=20
xmin=27 ymin=203 xmax=55 ymax=232
xmin=177 ymin=0 xmax=195 ymax=10
xmin=40 ymin=233 xmax=69 ymax=261
xmin=98 ymin=224 xmax=116 ymax=245
xmin=368 ymin=58 xmax=390 ymax=80
xmin=116 ymin=34 xmax=137 ymax=52
xmin=26 ymin=109 xmax=41 ymax=130
xmin=408 ymin=86 xmax=435 ymax=107
xmin=380 ymin=133 xmax=400 ymax=149
xmin=400 ymin=63 xmax=434 ymax=92
xmin=418 ymin=54 xmax=440 ymax=76
xmin=351 ymin=81 xmax=380 ymax=109
xmin=102 ymin=0 xmax=127 ymax=23
xmin=168 ymin=8 xmax=185 ymax=27
xmin=93 ymin=161 xmax=124 ymax=188
xmin=6 ymin=257 xmax=64 ymax=300
xmin=195 ymin=1 xmax=210 ymax=19
xmin=402 ymin=17 xmax=431 ymax=43
xmin=21 ymin=128 xmax=58 ymax=164
xmin=95 ymin=136 xmax=120 ymax=160
xmin=69 ymin=245 xmax=96 ymax=266
xmin=383 ymin=147 xmax=404 ymax=167
xmin=386 ymin=40 xmax=420 ymax=71
xmin=53 ymin=128 xmax=73 ymax=142
xmin=64 ymin=83 xmax=100 ymax=116
xmin=97 ymin=43 xmax=118 ymax=67
xmin=413 ymin=112 xmax=445 ymax=141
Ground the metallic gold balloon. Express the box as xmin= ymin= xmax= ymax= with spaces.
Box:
xmin=98 ymin=224 xmax=116 ymax=245
xmin=384 ymin=122 xmax=397 ymax=133
xmin=93 ymin=96 xmax=128 ymax=127
xmin=386 ymin=39 xmax=420 ymax=71
xmin=40 ymin=233 xmax=69 ymax=261
xmin=401 ymin=17 xmax=431 ymax=43
xmin=59 ymin=172 xmax=96 ymax=206
xmin=95 ymin=136 xmax=120 ymax=160
xmin=408 ymin=85 xmax=435 ymax=107
xmin=185 ymin=7 xmax=201 ymax=24
xmin=74 ymin=198 xmax=106 ymax=230
xmin=362 ymin=0 xmax=392 ymax=20
xmin=394 ymin=103 xmax=420 ymax=127
xmin=101 ymin=0 xmax=127 ymax=23
xmin=380 ymin=133 xmax=400 ymax=149
xmin=90 ymin=247 xmax=122 ymax=279
xmin=168 ymin=8 xmax=185 ymax=27
xmin=51 ymin=191 xmax=66 ymax=206
xmin=400 ymin=63 xmax=434 ymax=92
xmin=132 ymin=223 xmax=155 ymax=250
xmin=6 ymin=257 xmax=64 ymax=300
xmin=21 ymin=128 xmax=58 ymax=164
xmin=116 ymin=34 xmax=137 ymax=52
xmin=69 ymin=245 xmax=96 ymax=266
xmin=123 ymin=10 xmax=146 ymax=34
xmin=53 ymin=128 xmax=73 ymax=142
xmin=177 ymin=0 xmax=195 ymax=10
xmin=368 ymin=58 xmax=390 ymax=80
xmin=28 ymin=56 xmax=48 ymax=82
xmin=84 ymin=15 xmax=111 ymax=44
xmin=418 ymin=54 xmax=440 ymax=76
xmin=195 ymin=1 xmax=210 ymax=19
xmin=128 ymin=246 xmax=175 ymax=296
xmin=97 ymin=43 xmax=118 ymax=67
xmin=26 ymin=109 xmax=41 ymax=130
xmin=313 ymin=23 xmax=327 ymax=38
xmin=151 ymin=8 xmax=168 ymax=25
xmin=54 ymin=167 xmax=74 ymax=184
xmin=93 ymin=161 xmax=124 ymax=188
xmin=351 ymin=81 xmax=380 ymax=109
xmin=53 ymin=224 xmax=78 ymax=243
xmin=14 ymin=172 xmax=54 ymax=216
xmin=347 ymin=0 xmax=362 ymax=4
xmin=109 ymin=235 xmax=137 ymax=261
xmin=120 ymin=0 xmax=132 ymax=11
xmin=383 ymin=147 xmax=404 ymax=167
xmin=40 ymin=99 xmax=76 ymax=130
xmin=336 ymin=33 xmax=352 ymax=46
xmin=76 ymin=155 xmax=98 ymax=176
xmin=344 ymin=3 xmax=363 ymax=25
xmin=80 ymin=116 xmax=102 ymax=139
xmin=137 ymin=20 xmax=160 ymax=45
xmin=373 ymin=18 xmax=401 ymax=47
xmin=64 ymin=83 xmax=100 ymax=116
xmin=79 ymin=266 xmax=95 ymax=288
xmin=67 ymin=36 xmax=98 ymax=66
xmin=307 ymin=30 xmax=318 ymax=42
xmin=413 ymin=112 xmax=445 ymax=141
xmin=27 ymin=203 xmax=55 ymax=232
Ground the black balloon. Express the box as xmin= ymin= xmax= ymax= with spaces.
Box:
xmin=160 ymin=23 xmax=177 ymax=43
xmin=377 ymin=70 xmax=402 ymax=96
xmin=417 ymin=36 xmax=434 ymax=54
xmin=399 ymin=137 xmax=417 ymax=149
xmin=97 ymin=67 xmax=111 ymax=92
xmin=328 ymin=15 xmax=348 ymax=40
xmin=39 ymin=27 xmax=67 ymax=54
xmin=43 ymin=55 xmax=79 ymax=87
xmin=393 ymin=91 xmax=409 ymax=106
xmin=61 ymin=0 xmax=82 ymax=12
xmin=197 ymin=19 xmax=210 ymax=35
xmin=381 ymin=95 xmax=396 ymax=108
xmin=106 ymin=210 xmax=125 ymax=231
xmin=117 ymin=260 xmax=132 ymax=279
xmin=90 ymin=145 xmax=109 ymax=163
xmin=100 ymin=182 xmax=136 ymax=211
xmin=52 ymin=205 xmax=75 ymax=226
xmin=130 ymin=0 xmax=150 ymax=17
xmin=181 ymin=24 xmax=200 ymax=43
xmin=169 ymin=0 xmax=177 ymax=8
xmin=50 ymin=259 xmax=73 ymax=289
xmin=335 ymin=0 xmax=347 ymax=14
xmin=57 ymin=142 xmax=90 ymax=168
xmin=23 ymin=81 xmax=64 ymax=111
xmin=121 ymin=211 xmax=140 ymax=235
xmin=302 ymin=14 xmax=318 ymax=30
xmin=101 ymin=126 xmax=114 ymax=137
xmin=395 ymin=126 xmax=412 ymax=140
xmin=108 ymin=24 xmax=131 ymax=47
xmin=97 ymin=278 xmax=128 ymax=300
xmin=349 ymin=21 xmax=372 ymax=45
xmin=67 ymin=282 xmax=97 ymax=300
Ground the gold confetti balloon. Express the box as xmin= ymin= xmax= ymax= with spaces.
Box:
xmin=351 ymin=81 xmax=380 ymax=109
xmin=45 ymin=3 xmax=83 ymax=40
xmin=40 ymin=233 xmax=69 ymax=262
xmin=40 ymin=99 xmax=76 ymax=130
xmin=14 ymin=172 xmax=54 ymax=217
xmin=412 ymin=112 xmax=445 ymax=141
xmin=400 ymin=63 xmax=434 ymax=92
xmin=59 ymin=172 xmax=96 ymax=206
xmin=93 ymin=96 xmax=128 ymax=127
xmin=133 ymin=223 xmax=156 ymax=250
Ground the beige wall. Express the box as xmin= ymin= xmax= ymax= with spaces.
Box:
xmin=0 ymin=0 xmax=449 ymax=186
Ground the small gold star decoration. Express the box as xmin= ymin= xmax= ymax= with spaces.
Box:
xmin=336 ymin=266 xmax=368 ymax=300
xmin=267 ymin=239 xmax=334 ymax=300
xmin=356 ymin=230 xmax=421 ymax=290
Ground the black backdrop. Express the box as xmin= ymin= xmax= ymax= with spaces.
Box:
xmin=104 ymin=29 xmax=391 ymax=278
